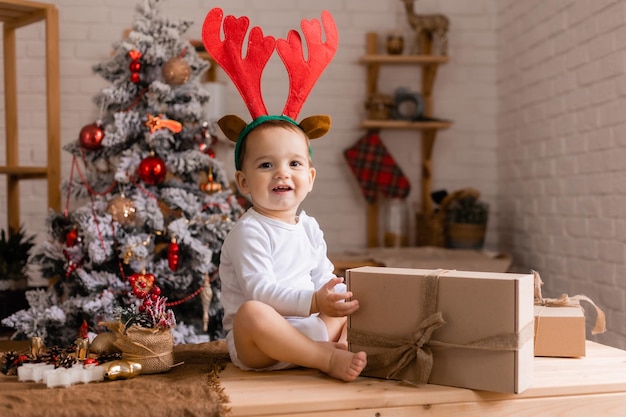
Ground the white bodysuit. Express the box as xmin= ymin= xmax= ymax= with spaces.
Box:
xmin=219 ymin=208 xmax=336 ymax=370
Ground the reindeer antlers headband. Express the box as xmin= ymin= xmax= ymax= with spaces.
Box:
xmin=201 ymin=8 xmax=338 ymax=169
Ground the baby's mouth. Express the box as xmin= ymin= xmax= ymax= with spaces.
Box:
xmin=273 ymin=185 xmax=293 ymax=192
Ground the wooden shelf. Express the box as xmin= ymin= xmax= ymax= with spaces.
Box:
xmin=361 ymin=119 xmax=452 ymax=130
xmin=359 ymin=33 xmax=451 ymax=247
xmin=359 ymin=54 xmax=449 ymax=65
xmin=0 ymin=0 xmax=60 ymax=231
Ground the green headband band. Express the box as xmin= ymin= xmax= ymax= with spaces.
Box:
xmin=234 ymin=115 xmax=313 ymax=170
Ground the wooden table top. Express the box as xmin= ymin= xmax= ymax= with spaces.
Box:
xmin=219 ymin=341 xmax=626 ymax=417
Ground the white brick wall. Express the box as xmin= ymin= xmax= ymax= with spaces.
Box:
xmin=4 ymin=1 xmax=624 ymax=347
xmin=497 ymin=0 xmax=626 ymax=349
xmin=0 ymin=0 xmax=500 ymax=249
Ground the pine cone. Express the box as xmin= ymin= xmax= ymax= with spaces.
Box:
xmin=56 ymin=354 xmax=77 ymax=369
xmin=1 ymin=352 xmax=18 ymax=375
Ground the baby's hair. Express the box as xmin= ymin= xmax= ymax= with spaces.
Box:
xmin=236 ymin=120 xmax=313 ymax=170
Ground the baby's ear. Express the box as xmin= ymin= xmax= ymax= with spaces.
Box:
xmin=299 ymin=115 xmax=331 ymax=139
xmin=218 ymin=115 xmax=248 ymax=143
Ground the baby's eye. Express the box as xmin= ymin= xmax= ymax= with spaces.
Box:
xmin=259 ymin=162 xmax=272 ymax=169
xmin=290 ymin=160 xmax=303 ymax=167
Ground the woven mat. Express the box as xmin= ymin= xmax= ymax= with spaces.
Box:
xmin=0 ymin=340 xmax=231 ymax=417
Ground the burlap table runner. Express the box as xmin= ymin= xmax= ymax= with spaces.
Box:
xmin=0 ymin=341 xmax=230 ymax=417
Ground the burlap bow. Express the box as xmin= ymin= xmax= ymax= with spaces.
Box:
xmin=348 ymin=270 xmax=532 ymax=385
xmin=533 ymin=270 xmax=606 ymax=335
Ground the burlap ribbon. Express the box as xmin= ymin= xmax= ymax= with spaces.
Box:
xmin=533 ymin=270 xmax=606 ymax=335
xmin=348 ymin=270 xmax=533 ymax=385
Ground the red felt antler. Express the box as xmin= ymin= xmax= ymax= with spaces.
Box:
xmin=276 ymin=11 xmax=338 ymax=120
xmin=201 ymin=8 xmax=276 ymax=119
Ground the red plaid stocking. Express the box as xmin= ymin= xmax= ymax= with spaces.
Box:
xmin=344 ymin=132 xmax=411 ymax=204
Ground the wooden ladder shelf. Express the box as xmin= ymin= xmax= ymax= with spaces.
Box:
xmin=0 ymin=0 xmax=60 ymax=232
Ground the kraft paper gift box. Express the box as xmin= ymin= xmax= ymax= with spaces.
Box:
xmin=532 ymin=270 xmax=606 ymax=358
xmin=533 ymin=304 xmax=585 ymax=357
xmin=346 ymin=266 xmax=534 ymax=394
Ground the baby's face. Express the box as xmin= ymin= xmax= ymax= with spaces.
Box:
xmin=236 ymin=125 xmax=316 ymax=223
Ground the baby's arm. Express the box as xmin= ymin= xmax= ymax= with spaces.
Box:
xmin=310 ymin=277 xmax=360 ymax=317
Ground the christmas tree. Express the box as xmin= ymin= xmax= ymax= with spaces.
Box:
xmin=1 ymin=0 xmax=243 ymax=345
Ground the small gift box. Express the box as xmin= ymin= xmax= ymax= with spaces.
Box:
xmin=533 ymin=271 xmax=606 ymax=358
xmin=347 ymin=266 xmax=534 ymax=394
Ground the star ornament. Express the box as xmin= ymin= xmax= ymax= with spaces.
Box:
xmin=145 ymin=114 xmax=183 ymax=134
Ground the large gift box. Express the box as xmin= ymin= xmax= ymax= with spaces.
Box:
xmin=347 ymin=266 xmax=534 ymax=394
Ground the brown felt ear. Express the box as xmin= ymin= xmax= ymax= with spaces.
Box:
xmin=218 ymin=115 xmax=248 ymax=143
xmin=299 ymin=115 xmax=331 ymax=139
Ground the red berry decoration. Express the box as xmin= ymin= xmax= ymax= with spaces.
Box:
xmin=168 ymin=238 xmax=180 ymax=271
xmin=79 ymin=122 xmax=105 ymax=150
xmin=137 ymin=155 xmax=167 ymax=185
xmin=129 ymin=50 xmax=142 ymax=84
xmin=129 ymin=271 xmax=155 ymax=299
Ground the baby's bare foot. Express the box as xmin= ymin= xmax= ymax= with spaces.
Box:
xmin=327 ymin=349 xmax=367 ymax=382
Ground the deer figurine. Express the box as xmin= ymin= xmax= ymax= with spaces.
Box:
xmin=401 ymin=0 xmax=449 ymax=55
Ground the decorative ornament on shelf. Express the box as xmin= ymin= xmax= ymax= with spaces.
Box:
xmin=137 ymin=153 xmax=168 ymax=185
xmin=391 ymin=87 xmax=425 ymax=121
xmin=79 ymin=121 xmax=105 ymax=150
xmin=167 ymin=238 xmax=180 ymax=271
xmin=162 ymin=55 xmax=191 ymax=86
xmin=200 ymin=166 xmax=222 ymax=194
xmin=106 ymin=194 xmax=136 ymax=225
xmin=128 ymin=49 xmax=142 ymax=84
xmin=401 ymin=0 xmax=449 ymax=55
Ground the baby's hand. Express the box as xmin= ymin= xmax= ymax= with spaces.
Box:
xmin=314 ymin=277 xmax=360 ymax=317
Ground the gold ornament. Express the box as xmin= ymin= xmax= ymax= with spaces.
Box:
xmin=201 ymin=273 xmax=213 ymax=332
xmin=106 ymin=196 xmax=136 ymax=225
xmin=200 ymin=166 xmax=222 ymax=194
xmin=75 ymin=337 xmax=89 ymax=361
xmin=102 ymin=360 xmax=143 ymax=380
xmin=162 ymin=56 xmax=191 ymax=86
xmin=30 ymin=336 xmax=45 ymax=358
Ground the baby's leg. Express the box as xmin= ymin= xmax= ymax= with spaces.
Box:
xmin=319 ymin=314 xmax=348 ymax=347
xmin=233 ymin=300 xmax=366 ymax=382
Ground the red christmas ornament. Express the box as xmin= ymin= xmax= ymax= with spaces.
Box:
xmin=79 ymin=122 xmax=105 ymax=150
xmin=137 ymin=155 xmax=167 ymax=185
xmin=168 ymin=238 xmax=180 ymax=271
xmin=66 ymin=228 xmax=78 ymax=247
xmin=65 ymin=260 xmax=78 ymax=277
xmin=198 ymin=122 xmax=217 ymax=157
xmin=128 ymin=271 xmax=155 ymax=299
xmin=129 ymin=49 xmax=142 ymax=84
xmin=129 ymin=61 xmax=141 ymax=73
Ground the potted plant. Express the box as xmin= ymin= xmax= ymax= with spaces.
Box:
xmin=0 ymin=227 xmax=36 ymax=329
xmin=445 ymin=189 xmax=488 ymax=249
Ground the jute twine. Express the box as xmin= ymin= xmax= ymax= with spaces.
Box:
xmin=100 ymin=321 xmax=175 ymax=374
xmin=533 ymin=270 xmax=606 ymax=335
xmin=347 ymin=269 xmax=533 ymax=385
